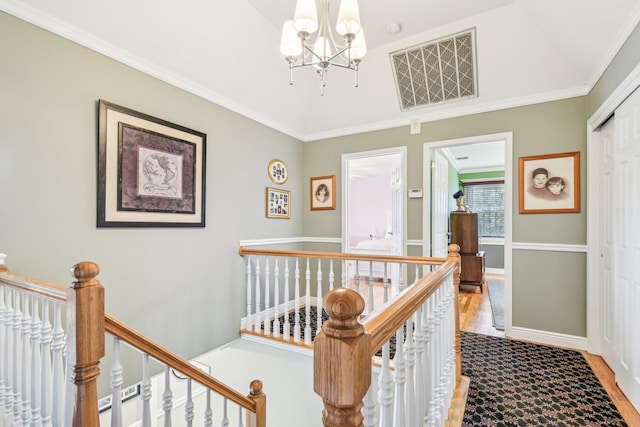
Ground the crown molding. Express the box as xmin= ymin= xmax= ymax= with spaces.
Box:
xmin=302 ymin=86 xmax=588 ymax=142
xmin=0 ymin=0 xmax=306 ymax=142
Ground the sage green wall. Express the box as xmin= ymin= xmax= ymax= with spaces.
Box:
xmin=459 ymin=171 xmax=505 ymax=180
xmin=304 ymin=97 xmax=588 ymax=336
xmin=0 ymin=11 xmax=303 ymax=390
xmin=588 ymin=22 xmax=640 ymax=117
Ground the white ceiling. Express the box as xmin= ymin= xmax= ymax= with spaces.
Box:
xmin=2 ymin=0 xmax=639 ymax=147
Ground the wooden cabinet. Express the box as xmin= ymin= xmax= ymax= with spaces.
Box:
xmin=450 ymin=212 xmax=485 ymax=291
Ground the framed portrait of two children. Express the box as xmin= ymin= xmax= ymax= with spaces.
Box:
xmin=519 ymin=151 xmax=580 ymax=214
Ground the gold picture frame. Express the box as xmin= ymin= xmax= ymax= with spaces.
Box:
xmin=266 ymin=187 xmax=291 ymax=218
xmin=267 ymin=159 xmax=288 ymax=185
xmin=310 ymin=175 xmax=336 ymax=210
xmin=519 ymin=151 xmax=580 ymax=214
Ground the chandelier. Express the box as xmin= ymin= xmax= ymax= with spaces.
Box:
xmin=280 ymin=0 xmax=367 ymax=95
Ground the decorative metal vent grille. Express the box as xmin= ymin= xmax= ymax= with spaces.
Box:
xmin=390 ymin=29 xmax=477 ymax=111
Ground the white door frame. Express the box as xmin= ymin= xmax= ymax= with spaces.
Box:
xmin=423 ymin=132 xmax=513 ymax=334
xmin=342 ymin=146 xmax=408 ymax=255
xmin=586 ymin=62 xmax=640 ymax=355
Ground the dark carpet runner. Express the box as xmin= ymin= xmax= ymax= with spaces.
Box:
xmin=262 ymin=310 xmax=628 ymax=426
xmin=461 ymin=331 xmax=627 ymax=426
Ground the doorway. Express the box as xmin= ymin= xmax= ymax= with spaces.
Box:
xmin=342 ymin=147 xmax=407 ymax=268
xmin=423 ymin=132 xmax=513 ymax=334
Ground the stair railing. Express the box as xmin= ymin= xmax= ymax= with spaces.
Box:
xmin=0 ymin=253 xmax=266 ymax=427
xmin=237 ymin=247 xmax=449 ymax=346
xmin=313 ymin=245 xmax=462 ymax=427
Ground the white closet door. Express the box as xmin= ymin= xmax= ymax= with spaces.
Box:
xmin=599 ymin=117 xmax=618 ymax=373
xmin=611 ymin=85 xmax=640 ymax=412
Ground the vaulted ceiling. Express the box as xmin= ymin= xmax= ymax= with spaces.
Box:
xmin=2 ymin=0 xmax=639 ymax=142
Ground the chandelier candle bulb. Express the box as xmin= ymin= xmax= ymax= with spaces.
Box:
xmin=336 ymin=0 xmax=362 ymax=36
xmin=282 ymin=0 xmax=366 ymax=95
xmin=294 ymin=0 xmax=319 ymax=34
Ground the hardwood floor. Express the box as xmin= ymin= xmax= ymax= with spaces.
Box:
xmin=458 ymin=273 xmax=640 ymax=426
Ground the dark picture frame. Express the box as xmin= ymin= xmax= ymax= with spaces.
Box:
xmin=519 ymin=151 xmax=580 ymax=214
xmin=97 ymin=100 xmax=206 ymax=227
xmin=266 ymin=187 xmax=291 ymax=218
xmin=310 ymin=175 xmax=336 ymax=210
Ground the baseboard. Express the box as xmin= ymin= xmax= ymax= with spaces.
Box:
xmin=485 ymin=267 xmax=504 ymax=275
xmin=508 ymin=326 xmax=587 ymax=351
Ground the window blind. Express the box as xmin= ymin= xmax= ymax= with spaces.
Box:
xmin=462 ymin=180 xmax=504 ymax=237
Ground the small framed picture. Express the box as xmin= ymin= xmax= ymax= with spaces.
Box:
xmin=266 ymin=187 xmax=291 ymax=218
xmin=519 ymin=151 xmax=580 ymax=214
xmin=267 ymin=159 xmax=288 ymax=185
xmin=310 ymin=175 xmax=336 ymax=210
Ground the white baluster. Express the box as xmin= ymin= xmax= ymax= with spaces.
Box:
xmin=404 ymin=317 xmax=416 ymax=426
xmin=354 ymin=261 xmax=360 ymax=293
xmin=0 ymin=286 xmax=6 ymax=423
xmin=304 ymin=259 xmax=311 ymax=345
xmin=110 ymin=338 xmax=123 ymax=427
xmin=30 ymin=295 xmax=42 ymax=426
xmin=184 ymin=378 xmax=194 ymax=427
xmin=421 ymin=297 xmax=432 ymax=424
xmin=329 ymin=260 xmax=335 ymax=291
xmin=383 ymin=264 xmax=389 ymax=303
xmin=273 ymin=259 xmax=280 ymax=338
xmin=316 ymin=259 xmax=323 ymax=336
xmin=427 ymin=296 xmax=438 ymax=427
xmin=264 ymin=259 xmax=271 ymax=336
xmin=368 ymin=262 xmax=374 ymax=313
xmin=362 ymin=381 xmax=377 ymax=427
xmin=245 ymin=256 xmax=252 ymax=331
xmin=415 ymin=264 xmax=420 ymax=286
xmin=283 ymin=259 xmax=291 ymax=340
xmin=393 ymin=326 xmax=406 ymax=427
xmin=414 ymin=310 xmax=425 ymax=426
xmin=293 ymin=259 xmax=301 ymax=343
xmin=235 ymin=405 xmax=243 ymax=427
xmin=12 ymin=289 xmax=22 ymax=426
xmin=40 ymin=299 xmax=52 ymax=427
xmin=2 ymin=287 xmax=12 ymax=426
xmin=21 ymin=292 xmax=31 ymax=425
xmin=221 ymin=398 xmax=228 ymax=427
xmin=341 ymin=260 xmax=347 ymax=288
xmin=254 ymin=258 xmax=261 ymax=333
xmin=163 ymin=366 xmax=173 ymax=427
xmin=141 ymin=354 xmax=152 ymax=427
xmin=378 ymin=342 xmax=393 ymax=427
xmin=51 ymin=301 xmax=65 ymax=427
xmin=204 ymin=389 xmax=212 ymax=427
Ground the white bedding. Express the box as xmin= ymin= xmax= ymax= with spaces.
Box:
xmin=354 ymin=237 xmax=394 ymax=251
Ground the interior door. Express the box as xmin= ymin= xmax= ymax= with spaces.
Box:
xmin=431 ymin=150 xmax=449 ymax=258
xmin=610 ymin=85 xmax=640 ymax=411
xmin=599 ymin=118 xmax=617 ymax=372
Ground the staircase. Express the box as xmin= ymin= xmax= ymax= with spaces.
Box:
xmin=0 ymin=246 xmax=465 ymax=427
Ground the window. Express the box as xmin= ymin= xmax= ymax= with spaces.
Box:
xmin=462 ymin=180 xmax=504 ymax=237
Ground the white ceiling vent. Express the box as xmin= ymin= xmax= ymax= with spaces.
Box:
xmin=390 ymin=29 xmax=477 ymax=111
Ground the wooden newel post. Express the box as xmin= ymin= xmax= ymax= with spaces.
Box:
xmin=314 ymin=288 xmax=371 ymax=427
xmin=246 ymin=379 xmax=266 ymax=427
xmin=67 ymin=261 xmax=105 ymax=427
xmin=447 ymin=244 xmax=462 ymax=387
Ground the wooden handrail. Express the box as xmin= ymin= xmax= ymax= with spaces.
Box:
xmin=239 ymin=246 xmax=446 ymax=266
xmin=0 ymin=270 xmax=68 ymax=302
xmin=105 ymin=314 xmax=259 ymax=412
xmin=362 ymin=260 xmax=457 ymax=356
